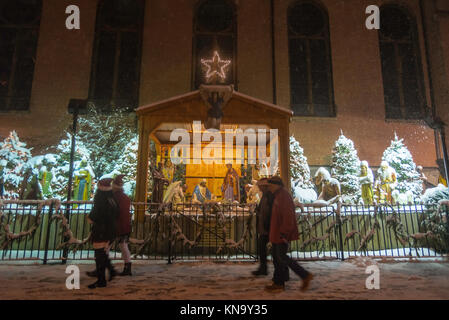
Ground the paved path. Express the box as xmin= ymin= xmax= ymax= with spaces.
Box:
xmin=0 ymin=258 xmax=448 ymax=300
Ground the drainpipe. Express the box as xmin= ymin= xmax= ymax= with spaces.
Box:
xmin=440 ymin=129 xmax=449 ymax=182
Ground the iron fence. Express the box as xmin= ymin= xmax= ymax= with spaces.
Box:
xmin=0 ymin=199 xmax=448 ymax=264
xmin=292 ymin=203 xmax=449 ymax=260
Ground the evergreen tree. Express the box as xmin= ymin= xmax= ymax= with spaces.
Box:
xmin=77 ymin=104 xmax=137 ymax=178
xmin=382 ymin=133 xmax=422 ymax=197
xmin=331 ymin=132 xmax=361 ymax=202
xmin=114 ymin=136 xmax=138 ymax=180
xmin=50 ymin=133 xmax=92 ymax=200
xmin=113 ymin=136 xmax=138 ymax=198
xmin=112 ymin=136 xmax=159 ymax=200
xmin=0 ymin=131 xmax=32 ymax=197
xmin=289 ymin=136 xmax=313 ymax=189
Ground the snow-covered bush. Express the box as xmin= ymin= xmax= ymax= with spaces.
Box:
xmin=292 ymin=186 xmax=317 ymax=204
xmin=421 ymin=184 xmax=449 ymax=205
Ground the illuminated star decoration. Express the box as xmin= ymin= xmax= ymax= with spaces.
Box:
xmin=201 ymin=51 xmax=231 ymax=83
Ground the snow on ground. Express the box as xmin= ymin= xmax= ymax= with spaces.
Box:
xmin=2 ymin=248 xmax=443 ymax=262
xmin=300 ymin=204 xmax=434 ymax=216
xmin=0 ymin=258 xmax=449 ymax=300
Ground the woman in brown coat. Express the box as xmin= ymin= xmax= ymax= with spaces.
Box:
xmin=265 ymin=177 xmax=313 ymax=293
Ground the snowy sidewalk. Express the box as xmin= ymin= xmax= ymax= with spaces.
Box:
xmin=0 ymin=258 xmax=448 ymax=300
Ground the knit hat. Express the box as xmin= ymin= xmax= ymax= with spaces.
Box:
xmin=112 ymin=174 xmax=125 ymax=189
xmin=256 ymin=178 xmax=270 ymax=187
xmin=97 ymin=178 xmax=113 ymax=191
xmin=267 ymin=176 xmax=284 ymax=187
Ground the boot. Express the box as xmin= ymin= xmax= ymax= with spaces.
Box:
xmin=252 ymin=264 xmax=268 ymax=276
xmin=300 ymin=273 xmax=314 ymax=292
xmin=105 ymin=257 xmax=117 ymax=281
xmin=88 ymin=249 xmax=107 ymax=289
xmin=119 ymin=262 xmax=132 ymax=276
xmin=264 ymin=282 xmax=285 ymax=293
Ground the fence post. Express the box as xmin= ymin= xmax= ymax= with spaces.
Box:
xmin=42 ymin=201 xmax=55 ymax=265
xmin=336 ymin=203 xmax=345 ymax=261
xmin=255 ymin=209 xmax=260 ymax=263
xmin=61 ymin=202 xmax=72 ymax=264
xmin=167 ymin=205 xmax=172 ymax=265
xmin=445 ymin=205 xmax=449 ymax=249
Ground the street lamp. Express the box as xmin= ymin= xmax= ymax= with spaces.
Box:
xmin=62 ymin=99 xmax=87 ymax=264
xmin=67 ymin=99 xmax=87 ymax=201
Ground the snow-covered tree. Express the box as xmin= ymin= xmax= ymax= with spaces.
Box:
xmin=77 ymin=105 xmax=137 ymax=178
xmin=289 ymin=136 xmax=313 ymax=189
xmin=331 ymin=132 xmax=361 ymax=202
xmin=49 ymin=133 xmax=91 ymax=200
xmin=113 ymin=136 xmax=138 ymax=179
xmin=382 ymin=133 xmax=422 ymax=197
xmin=113 ymin=136 xmax=138 ymax=198
xmin=0 ymin=131 xmax=32 ymax=198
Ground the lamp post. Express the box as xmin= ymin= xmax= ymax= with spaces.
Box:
xmin=67 ymin=99 xmax=88 ymax=201
xmin=62 ymin=99 xmax=87 ymax=263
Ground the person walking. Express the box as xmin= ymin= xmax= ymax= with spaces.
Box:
xmin=265 ymin=176 xmax=313 ymax=293
xmin=111 ymin=174 xmax=133 ymax=276
xmin=251 ymin=178 xmax=274 ymax=276
xmin=87 ymin=178 xmax=119 ymax=289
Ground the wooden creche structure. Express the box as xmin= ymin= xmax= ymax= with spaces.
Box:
xmin=135 ymin=86 xmax=293 ymax=221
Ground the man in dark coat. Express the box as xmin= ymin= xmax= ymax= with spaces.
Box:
xmin=87 ymin=178 xmax=119 ymax=289
xmin=265 ymin=176 xmax=313 ymax=293
xmin=252 ymin=178 xmax=274 ymax=276
xmin=112 ymin=174 xmax=133 ymax=276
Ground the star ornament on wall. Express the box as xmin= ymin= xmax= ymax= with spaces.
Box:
xmin=201 ymin=51 xmax=231 ymax=83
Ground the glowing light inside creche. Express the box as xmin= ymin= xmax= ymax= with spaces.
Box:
xmin=201 ymin=51 xmax=231 ymax=81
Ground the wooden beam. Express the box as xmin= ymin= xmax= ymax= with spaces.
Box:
xmin=135 ymin=121 xmax=150 ymax=222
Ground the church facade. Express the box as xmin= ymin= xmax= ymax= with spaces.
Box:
xmin=1 ymin=0 xmax=448 ymax=183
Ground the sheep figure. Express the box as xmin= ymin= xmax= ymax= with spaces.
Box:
xmin=391 ymin=190 xmax=414 ymax=205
